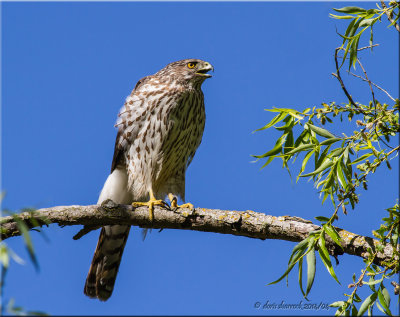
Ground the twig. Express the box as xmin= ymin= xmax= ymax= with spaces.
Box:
xmin=356 ymin=58 xmax=397 ymax=150
xmin=332 ymin=48 xmax=364 ymax=112
xmin=73 ymin=224 xmax=102 ymax=240
xmin=380 ymin=0 xmax=400 ymax=32
xmin=357 ymin=44 xmax=380 ymax=51
xmin=348 ymin=252 xmax=377 ymax=299
xmin=383 ymin=144 xmax=400 ymax=157
xmin=357 ymin=59 xmax=377 ymax=109
xmin=347 ymin=71 xmax=396 ymax=102
xmin=334 ymin=45 xmax=397 ymax=150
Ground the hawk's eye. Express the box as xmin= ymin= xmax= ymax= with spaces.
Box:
xmin=187 ymin=62 xmax=196 ymax=69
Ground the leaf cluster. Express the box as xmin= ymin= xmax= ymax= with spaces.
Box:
xmin=253 ymin=98 xmax=398 ymax=212
xmin=255 ymin=3 xmax=399 ymax=315
xmin=331 ymin=203 xmax=399 ymax=316
xmin=331 ymin=2 xmax=400 ymax=70
xmin=0 ymin=202 xmax=49 ymax=315
xmin=268 ymin=219 xmax=344 ymax=300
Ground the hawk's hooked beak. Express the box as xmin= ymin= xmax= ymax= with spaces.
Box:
xmin=196 ymin=62 xmax=214 ymax=78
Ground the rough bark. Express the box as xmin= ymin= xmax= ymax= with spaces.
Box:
xmin=380 ymin=0 xmax=400 ymax=32
xmin=0 ymin=200 xmax=396 ymax=267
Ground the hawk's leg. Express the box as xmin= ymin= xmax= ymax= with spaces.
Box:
xmin=132 ymin=189 xmax=169 ymax=221
xmin=168 ymin=193 xmax=194 ymax=210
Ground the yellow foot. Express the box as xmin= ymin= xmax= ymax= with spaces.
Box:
xmin=168 ymin=194 xmax=194 ymax=211
xmin=132 ymin=198 xmax=169 ymax=221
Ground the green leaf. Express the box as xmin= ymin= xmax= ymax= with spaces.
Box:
xmin=349 ymin=34 xmax=360 ymax=70
xmin=318 ymin=233 xmax=340 ymax=284
xmin=284 ymin=131 xmax=294 ymax=154
xmin=330 ymin=147 xmax=346 ymax=157
xmin=293 ymin=129 xmax=309 ymax=148
xmin=381 ymin=286 xmax=390 ymax=309
xmin=267 ymin=255 xmax=298 ymax=286
xmin=315 ymin=144 xmax=331 ymax=170
xmin=300 ymin=159 xmax=334 ymax=178
xmin=376 ymin=302 xmax=386 ymax=315
xmin=321 ymin=187 xmax=333 ymax=205
xmin=354 ymin=293 xmax=362 ymax=303
xmin=253 ymin=143 xmax=282 ymax=159
xmin=359 ymin=18 xmax=377 ymax=28
xmin=6 ymin=246 xmax=25 ymax=266
xmin=298 ymin=150 xmax=315 ymax=179
xmin=377 ymin=285 xmax=391 ymax=315
xmin=7 ymin=297 xmax=49 ymax=316
xmin=324 ymin=224 xmax=343 ymax=249
xmin=330 ymin=14 xmax=356 ymax=20
xmin=287 ymin=111 xmax=305 ymax=120
xmin=342 ymin=161 xmax=352 ymax=184
xmin=336 ymin=162 xmax=348 ymax=189
xmin=349 ymin=17 xmax=364 ymax=38
xmin=365 ymin=9 xmax=379 ymax=15
xmin=266 ymin=108 xmax=304 ymax=120
xmin=340 ymin=40 xmax=352 ymax=68
xmin=357 ymin=292 xmax=377 ymax=316
xmin=288 ymin=238 xmax=310 ymax=264
xmin=334 ymin=306 xmax=345 ymax=316
xmin=254 ymin=112 xmax=288 ymax=132
xmin=260 ymin=156 xmax=275 ymax=169
xmin=343 ymin=146 xmax=350 ymax=164
xmin=12 ymin=215 xmax=39 ymax=271
xmin=306 ymin=123 xmax=336 ymax=138
xmin=320 ymin=138 xmax=342 ymax=146
xmin=340 ymin=17 xmax=364 ymax=68
xmin=352 ymin=304 xmax=358 ymax=316
xmin=341 ymin=153 xmax=352 ymax=182
xmin=388 ymin=10 xmax=400 ymax=27
xmin=275 ymin=115 xmax=295 ymax=131
xmin=366 ymin=275 xmax=377 ymax=292
xmin=350 ymin=152 xmax=373 ymax=165
xmin=252 ymin=134 xmax=285 ymax=159
xmin=0 ymin=244 xmax=10 ymax=269
xmin=305 ymin=249 xmax=316 ymax=297
xmin=330 ymin=301 xmax=346 ymax=308
xmin=298 ymin=257 xmax=306 ymax=297
xmin=333 ymin=7 xmax=367 ymax=14
xmin=369 ymin=26 xmax=373 ymax=47
xmin=269 ymin=238 xmax=309 ymax=285
xmin=284 ymin=143 xmax=315 ymax=156
xmin=315 ymin=216 xmax=330 ymax=222
xmin=341 ymin=17 xmax=357 ymax=44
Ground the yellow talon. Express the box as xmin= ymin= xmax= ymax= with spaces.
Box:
xmin=132 ymin=190 xmax=169 ymax=221
xmin=178 ymin=203 xmax=194 ymax=210
xmin=168 ymin=193 xmax=194 ymax=210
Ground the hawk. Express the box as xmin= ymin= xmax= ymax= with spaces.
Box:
xmin=84 ymin=59 xmax=213 ymax=301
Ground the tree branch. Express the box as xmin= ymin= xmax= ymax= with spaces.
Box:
xmin=332 ymin=48 xmax=362 ymax=112
xmin=347 ymin=70 xmax=396 ymax=102
xmin=381 ymin=0 xmax=400 ymax=32
xmin=0 ymin=200 xmax=397 ymax=267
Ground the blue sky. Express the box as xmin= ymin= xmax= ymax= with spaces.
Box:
xmin=1 ymin=1 xmax=399 ymax=315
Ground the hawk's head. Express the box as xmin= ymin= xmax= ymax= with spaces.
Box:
xmin=156 ymin=59 xmax=214 ymax=85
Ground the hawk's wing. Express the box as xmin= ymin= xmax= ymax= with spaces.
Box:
xmin=110 ymin=76 xmax=152 ymax=173
xmin=110 ymin=129 xmax=125 ymax=173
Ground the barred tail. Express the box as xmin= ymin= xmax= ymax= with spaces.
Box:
xmin=84 ymin=167 xmax=132 ymax=301
xmin=84 ymin=225 xmax=130 ymax=301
